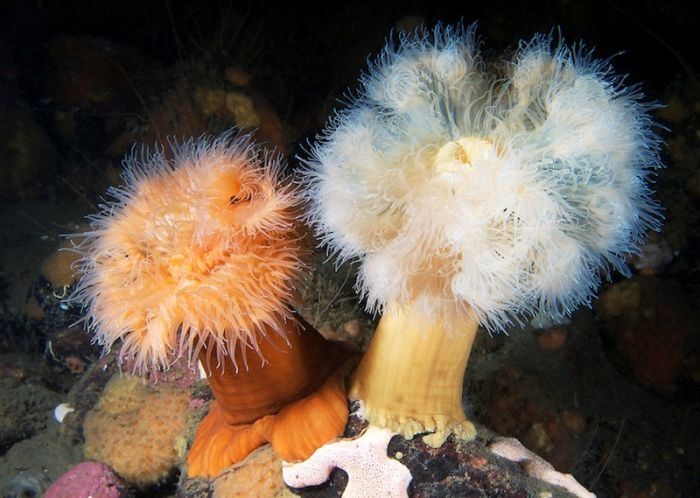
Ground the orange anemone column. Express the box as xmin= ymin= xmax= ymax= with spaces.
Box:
xmin=187 ymin=313 xmax=356 ymax=477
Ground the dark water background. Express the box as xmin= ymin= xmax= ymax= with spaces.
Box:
xmin=0 ymin=1 xmax=698 ymax=497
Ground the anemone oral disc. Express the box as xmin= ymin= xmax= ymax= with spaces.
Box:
xmin=433 ymin=137 xmax=495 ymax=175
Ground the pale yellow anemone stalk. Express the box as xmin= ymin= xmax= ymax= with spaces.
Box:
xmin=351 ymin=308 xmax=479 ymax=446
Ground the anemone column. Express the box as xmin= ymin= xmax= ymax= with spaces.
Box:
xmin=188 ymin=313 xmax=354 ymax=477
xmin=350 ymin=307 xmax=478 ymax=445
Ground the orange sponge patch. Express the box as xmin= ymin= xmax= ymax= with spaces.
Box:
xmin=83 ymin=375 xmax=191 ymax=487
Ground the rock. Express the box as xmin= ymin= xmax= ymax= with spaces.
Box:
xmin=177 ymin=401 xmax=584 ymax=497
xmin=25 ymin=247 xmax=88 ymax=369
xmin=0 ymin=86 xmax=57 ymax=200
xmin=58 ymin=353 xmax=120 ymax=444
xmin=46 ymin=33 xmax=158 ymax=153
xmin=0 ymin=422 xmax=83 ymax=494
xmin=48 ymin=34 xmax=152 ymax=113
xmin=46 ymin=325 xmax=101 ymax=376
xmin=213 ymin=445 xmax=292 ymax=498
xmin=687 ymin=169 xmax=700 ymax=200
xmin=596 ymin=277 xmax=695 ymax=391
xmin=618 ymin=479 xmax=674 ymax=498
xmin=108 ymin=78 xmax=287 ymax=158
xmin=537 ymin=327 xmax=568 ymax=351
xmin=0 ymin=355 xmax=62 ymax=452
xmin=284 ymin=405 xmax=583 ymax=497
xmin=5 ymin=469 xmax=51 ymax=498
xmin=479 ymin=367 xmax=583 ymax=471
xmin=106 ymin=78 xmax=207 ymax=158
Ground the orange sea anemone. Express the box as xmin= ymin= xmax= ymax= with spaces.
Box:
xmin=71 ymin=131 xmax=355 ymax=477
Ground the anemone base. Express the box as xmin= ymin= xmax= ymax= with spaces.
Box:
xmin=359 ymin=404 xmax=477 ymax=447
xmin=187 ymin=370 xmax=351 ymax=477
xmin=186 ymin=401 xmax=267 ymax=477
xmin=186 ymin=314 xmax=357 ymax=477
xmin=257 ymin=372 xmax=351 ymax=461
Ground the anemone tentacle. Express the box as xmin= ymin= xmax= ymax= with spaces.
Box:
xmin=304 ymin=24 xmax=663 ymax=332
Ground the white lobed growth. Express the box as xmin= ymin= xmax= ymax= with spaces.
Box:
xmin=68 ymin=131 xmax=305 ymax=373
xmin=304 ymin=24 xmax=663 ymax=332
xmin=489 ymin=437 xmax=596 ymax=498
xmin=282 ymin=426 xmax=412 ymax=498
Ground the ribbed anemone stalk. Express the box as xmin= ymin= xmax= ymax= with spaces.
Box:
xmin=70 ymin=131 xmax=355 ymax=477
xmin=304 ymin=25 xmax=663 ymax=446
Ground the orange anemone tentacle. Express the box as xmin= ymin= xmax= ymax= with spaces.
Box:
xmin=187 ymin=313 xmax=357 ymax=477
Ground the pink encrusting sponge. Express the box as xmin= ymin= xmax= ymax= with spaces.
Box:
xmin=45 ymin=462 xmax=128 ymax=498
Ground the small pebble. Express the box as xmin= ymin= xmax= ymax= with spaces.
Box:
xmin=526 ymin=423 xmax=554 ymax=454
xmin=538 ymin=327 xmax=568 ymax=351
xmin=224 ymin=66 xmax=251 ymax=86
xmin=562 ymin=410 xmax=586 ymax=435
xmin=318 ymin=323 xmax=337 ymax=340
xmin=54 ymin=402 xmax=75 ymax=423
xmin=342 ymin=319 xmax=360 ymax=338
xmin=5 ymin=470 xmax=50 ymax=498
xmin=64 ymin=355 xmax=86 ymax=374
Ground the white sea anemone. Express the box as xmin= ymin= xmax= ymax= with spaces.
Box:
xmin=303 ymin=24 xmax=663 ymax=444
xmin=305 ymin=24 xmax=662 ymax=332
